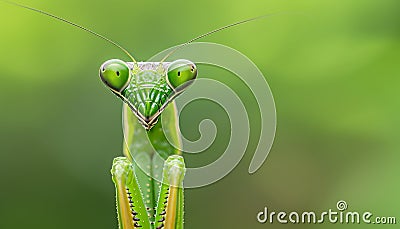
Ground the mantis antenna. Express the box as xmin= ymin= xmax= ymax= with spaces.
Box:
xmin=1 ymin=0 xmax=137 ymax=63
xmin=159 ymin=13 xmax=278 ymax=62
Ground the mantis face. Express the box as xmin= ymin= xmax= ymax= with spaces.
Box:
xmin=99 ymin=59 xmax=197 ymax=129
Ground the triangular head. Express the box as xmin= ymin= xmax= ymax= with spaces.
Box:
xmin=99 ymin=59 xmax=197 ymax=129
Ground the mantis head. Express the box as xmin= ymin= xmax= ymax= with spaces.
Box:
xmin=99 ymin=59 xmax=197 ymax=129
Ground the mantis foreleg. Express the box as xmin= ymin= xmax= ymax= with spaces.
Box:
xmin=111 ymin=157 xmax=151 ymax=229
xmin=154 ymin=155 xmax=185 ymax=229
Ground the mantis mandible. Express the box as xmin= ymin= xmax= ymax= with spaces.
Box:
xmin=3 ymin=1 xmax=268 ymax=228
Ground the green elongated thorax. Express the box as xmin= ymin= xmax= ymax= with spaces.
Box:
xmin=122 ymin=100 xmax=182 ymax=226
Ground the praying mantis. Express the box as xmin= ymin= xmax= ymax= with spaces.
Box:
xmin=2 ymin=1 xmax=270 ymax=228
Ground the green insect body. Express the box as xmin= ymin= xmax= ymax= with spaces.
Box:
xmin=2 ymin=1 xmax=269 ymax=228
xmin=105 ymin=60 xmax=196 ymax=229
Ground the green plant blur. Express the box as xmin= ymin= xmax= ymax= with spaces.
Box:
xmin=0 ymin=0 xmax=399 ymax=228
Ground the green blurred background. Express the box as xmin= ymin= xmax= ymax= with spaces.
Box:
xmin=0 ymin=0 xmax=399 ymax=228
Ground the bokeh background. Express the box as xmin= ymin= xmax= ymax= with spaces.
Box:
xmin=0 ymin=0 xmax=399 ymax=228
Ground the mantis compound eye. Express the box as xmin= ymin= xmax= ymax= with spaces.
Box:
xmin=99 ymin=59 xmax=131 ymax=92
xmin=166 ymin=59 xmax=197 ymax=91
